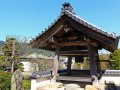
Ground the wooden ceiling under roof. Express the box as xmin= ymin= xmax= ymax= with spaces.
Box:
xmin=32 ymin=3 xmax=119 ymax=53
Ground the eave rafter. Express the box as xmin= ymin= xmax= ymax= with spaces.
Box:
xmin=66 ymin=17 xmax=116 ymax=52
xmin=59 ymin=50 xmax=98 ymax=56
xmin=43 ymin=36 xmax=98 ymax=48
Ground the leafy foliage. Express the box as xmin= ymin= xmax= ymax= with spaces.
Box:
xmin=73 ymin=61 xmax=89 ymax=70
xmin=0 ymin=36 xmax=53 ymax=90
xmin=0 ymin=56 xmax=7 ymax=67
xmin=0 ymin=70 xmax=12 ymax=90
xmin=110 ymin=49 xmax=120 ymax=69
xmin=33 ymin=58 xmax=53 ymax=71
xmin=2 ymin=37 xmax=16 ymax=56
xmin=99 ymin=54 xmax=110 ymax=70
xmin=15 ymin=63 xmax=24 ymax=71
xmin=1 ymin=37 xmax=19 ymax=73
xmin=22 ymin=79 xmax=31 ymax=90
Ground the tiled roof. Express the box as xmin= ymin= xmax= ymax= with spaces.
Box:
xmin=30 ymin=71 xmax=52 ymax=79
xmin=102 ymin=70 xmax=120 ymax=76
xmin=62 ymin=9 xmax=117 ymax=39
xmin=32 ymin=3 xmax=119 ymax=43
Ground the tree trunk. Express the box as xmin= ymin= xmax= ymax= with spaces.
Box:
xmin=11 ymin=40 xmax=16 ymax=73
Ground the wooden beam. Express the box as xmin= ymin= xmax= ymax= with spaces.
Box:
xmin=35 ymin=25 xmax=64 ymax=47
xmin=59 ymin=36 xmax=80 ymax=41
xmin=88 ymin=45 xmax=98 ymax=83
xmin=59 ymin=50 xmax=88 ymax=56
xmin=49 ymin=40 xmax=98 ymax=47
xmin=59 ymin=50 xmax=98 ymax=56
xmin=67 ymin=18 xmax=115 ymax=52
xmin=67 ymin=56 xmax=72 ymax=75
xmin=95 ymin=49 xmax=102 ymax=79
xmin=61 ymin=41 xmax=97 ymax=47
xmin=48 ymin=36 xmax=54 ymax=43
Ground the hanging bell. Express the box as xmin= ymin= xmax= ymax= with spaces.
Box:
xmin=75 ymin=56 xmax=84 ymax=63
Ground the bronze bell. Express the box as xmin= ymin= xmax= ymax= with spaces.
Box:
xmin=75 ymin=56 xmax=84 ymax=63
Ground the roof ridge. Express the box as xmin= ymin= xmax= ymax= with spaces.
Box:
xmin=62 ymin=9 xmax=117 ymax=39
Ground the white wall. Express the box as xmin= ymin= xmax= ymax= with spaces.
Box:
xmin=20 ymin=61 xmax=39 ymax=72
xmin=100 ymin=76 xmax=120 ymax=85
xmin=31 ymin=79 xmax=37 ymax=90
xmin=31 ymin=79 xmax=51 ymax=90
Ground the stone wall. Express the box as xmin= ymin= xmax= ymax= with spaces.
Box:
xmin=11 ymin=69 xmax=23 ymax=90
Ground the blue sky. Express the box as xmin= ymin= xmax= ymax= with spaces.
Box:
xmin=0 ymin=0 xmax=120 ymax=48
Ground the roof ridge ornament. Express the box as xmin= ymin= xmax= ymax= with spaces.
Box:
xmin=61 ymin=2 xmax=75 ymax=15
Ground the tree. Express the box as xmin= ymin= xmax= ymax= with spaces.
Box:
xmin=2 ymin=36 xmax=33 ymax=73
xmin=110 ymin=49 xmax=120 ymax=69
xmin=99 ymin=54 xmax=110 ymax=70
xmin=17 ymin=37 xmax=33 ymax=58
xmin=2 ymin=37 xmax=17 ymax=73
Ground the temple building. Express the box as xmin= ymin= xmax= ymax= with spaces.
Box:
xmin=31 ymin=3 xmax=119 ymax=84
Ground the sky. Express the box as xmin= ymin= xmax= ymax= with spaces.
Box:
xmin=0 ymin=0 xmax=120 ymax=47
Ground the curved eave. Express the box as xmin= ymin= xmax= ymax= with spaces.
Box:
xmin=31 ymin=10 xmax=119 ymax=52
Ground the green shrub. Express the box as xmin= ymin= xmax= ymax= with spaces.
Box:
xmin=0 ymin=70 xmax=12 ymax=90
xmin=22 ymin=79 xmax=31 ymax=90
xmin=15 ymin=63 xmax=24 ymax=71
xmin=110 ymin=49 xmax=120 ymax=69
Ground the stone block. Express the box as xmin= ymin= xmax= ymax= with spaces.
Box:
xmin=85 ymin=85 xmax=97 ymax=90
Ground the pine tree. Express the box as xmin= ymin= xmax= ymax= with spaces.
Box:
xmin=110 ymin=49 xmax=120 ymax=69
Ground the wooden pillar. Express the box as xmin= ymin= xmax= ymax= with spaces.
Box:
xmin=67 ymin=56 xmax=72 ymax=75
xmin=52 ymin=47 xmax=59 ymax=82
xmin=88 ymin=45 xmax=98 ymax=83
xmin=95 ymin=49 xmax=102 ymax=79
